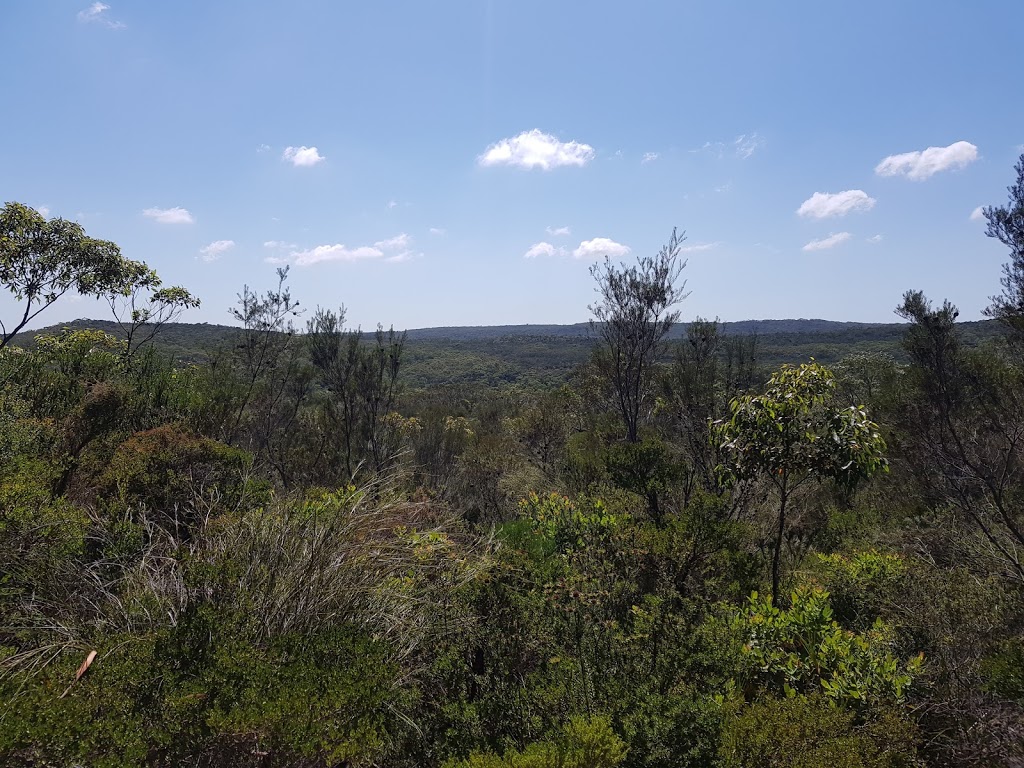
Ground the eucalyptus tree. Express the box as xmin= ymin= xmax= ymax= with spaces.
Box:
xmin=0 ymin=202 xmax=193 ymax=351
xmin=107 ymin=276 xmax=200 ymax=362
xmin=714 ymin=361 xmax=888 ymax=607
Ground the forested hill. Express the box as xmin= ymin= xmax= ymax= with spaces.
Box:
xmin=13 ymin=316 xmax=1002 ymax=389
xmin=405 ymin=318 xmax=909 ymax=340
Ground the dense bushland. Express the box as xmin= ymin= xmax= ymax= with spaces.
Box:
xmin=1 ymin=158 xmax=1023 ymax=766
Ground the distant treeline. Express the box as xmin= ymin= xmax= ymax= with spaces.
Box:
xmin=14 ymin=316 xmax=1004 ymax=389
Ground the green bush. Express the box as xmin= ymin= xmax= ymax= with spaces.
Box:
xmin=734 ymin=587 xmax=921 ymax=709
xmin=98 ymin=424 xmax=253 ymax=529
xmin=719 ymin=694 xmax=917 ymax=768
xmin=445 ymin=715 xmax=627 ymax=768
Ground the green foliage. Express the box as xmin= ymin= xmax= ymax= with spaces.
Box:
xmin=715 ymin=361 xmax=888 ymax=490
xmin=719 ymin=694 xmax=917 ymax=768
xmin=445 ymin=715 xmax=627 ymax=768
xmin=99 ymin=424 xmax=252 ymax=527
xmin=808 ymin=550 xmax=908 ymax=630
xmin=0 ymin=618 xmax=397 ymax=767
xmin=714 ymin=360 xmax=889 ymax=606
xmin=0 ymin=202 xmax=173 ymax=351
xmin=734 ymin=587 xmax=921 ymax=709
xmin=981 ymin=637 xmax=1024 ymax=704
xmin=520 ymin=492 xmax=621 ymax=554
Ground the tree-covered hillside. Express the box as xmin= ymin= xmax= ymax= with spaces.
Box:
xmin=13 ymin=316 xmax=1004 ymax=389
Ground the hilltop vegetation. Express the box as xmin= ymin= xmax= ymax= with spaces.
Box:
xmin=0 ymin=155 xmax=1023 ymax=767
xmin=13 ymin=316 xmax=1004 ymax=390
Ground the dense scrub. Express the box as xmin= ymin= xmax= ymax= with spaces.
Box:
xmin=1 ymin=158 xmax=1024 ymax=766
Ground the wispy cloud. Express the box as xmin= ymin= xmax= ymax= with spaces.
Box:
xmin=199 ymin=240 xmax=235 ymax=262
xmin=641 ymin=152 xmax=659 ymax=164
xmin=282 ymin=146 xmax=325 ymax=167
xmin=142 ymin=206 xmax=193 ymax=224
xmin=429 ymin=227 xmax=446 ymax=236
xmin=797 ymin=190 xmax=876 ymax=219
xmin=573 ymin=238 xmax=630 ymax=260
xmin=679 ymin=241 xmax=722 ymax=253
xmin=734 ymin=133 xmax=765 ymax=159
xmin=546 ymin=225 xmax=571 ymax=237
xmin=694 ymin=133 xmax=765 ymax=159
xmin=37 ymin=205 xmax=51 ymax=218
xmin=256 ymin=143 xmax=271 ymax=153
xmin=970 ymin=206 xmax=986 ymax=222
xmin=264 ymin=240 xmax=298 ymax=250
xmin=478 ymin=129 xmax=595 ymax=170
xmin=524 ymin=242 xmax=566 ymax=259
xmin=875 ymin=140 xmax=978 ymax=180
xmin=802 ymin=232 xmax=851 ymax=252
xmin=77 ymin=2 xmax=125 ymax=29
xmin=867 ymin=234 xmax=884 ymax=244
xmin=374 ymin=233 xmax=411 ymax=250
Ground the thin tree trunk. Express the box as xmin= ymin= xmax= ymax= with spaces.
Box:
xmin=772 ymin=485 xmax=788 ymax=608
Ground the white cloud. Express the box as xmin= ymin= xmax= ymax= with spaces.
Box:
xmin=797 ymin=190 xmax=876 ymax=219
xmin=264 ymin=256 xmax=291 ymax=265
xmin=573 ymin=237 xmax=631 ymax=260
xmin=282 ymin=146 xmax=325 ymax=167
xmin=802 ymin=232 xmax=852 ymax=252
xmin=734 ymin=133 xmax=765 ymax=159
xmin=256 ymin=143 xmax=271 ymax=153
xmin=478 ymin=129 xmax=595 ymax=170
xmin=292 ymin=244 xmax=383 ymax=266
xmin=142 ymin=206 xmax=194 ymax=224
xmin=429 ymin=227 xmax=446 ymax=236
xmin=37 ymin=205 xmax=50 ymax=218
xmin=77 ymin=2 xmax=125 ymax=28
xmin=199 ymin=240 xmax=235 ymax=262
xmin=264 ymin=240 xmax=297 ymax=250
xmin=524 ymin=242 xmax=566 ymax=259
xmin=641 ymin=152 xmax=659 ymax=164
xmin=374 ymin=233 xmax=411 ymax=250
xmin=387 ymin=200 xmax=398 ymax=209
xmin=970 ymin=206 xmax=986 ymax=222
xmin=289 ymin=232 xmax=415 ymax=267
xmin=679 ymin=241 xmax=721 ymax=253
xmin=546 ymin=225 xmax=571 ymax=237
xmin=867 ymin=234 xmax=884 ymax=243
xmin=875 ymin=140 xmax=978 ymax=180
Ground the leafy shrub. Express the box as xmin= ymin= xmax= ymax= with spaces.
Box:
xmin=98 ymin=424 xmax=252 ymax=530
xmin=808 ymin=550 xmax=908 ymax=629
xmin=445 ymin=715 xmax=627 ymax=768
xmin=735 ymin=587 xmax=921 ymax=709
xmin=719 ymin=694 xmax=917 ymax=768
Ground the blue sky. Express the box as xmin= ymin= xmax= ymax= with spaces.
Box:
xmin=2 ymin=1 xmax=1022 ymax=330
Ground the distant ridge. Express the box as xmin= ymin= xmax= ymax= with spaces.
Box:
xmin=403 ymin=319 xmax=909 ymax=341
xmin=13 ymin=317 xmax=920 ymax=345
xmin=11 ymin=317 xmax=1002 ymax=389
